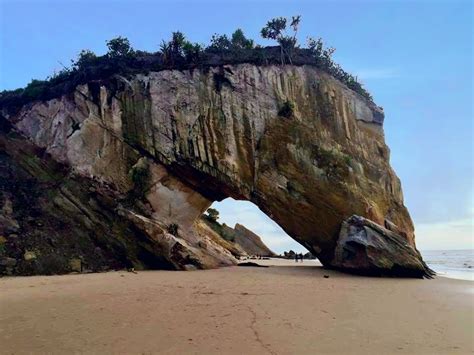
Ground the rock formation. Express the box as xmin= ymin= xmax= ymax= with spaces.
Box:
xmin=221 ymin=223 xmax=275 ymax=257
xmin=0 ymin=118 xmax=236 ymax=275
xmin=332 ymin=215 xmax=434 ymax=278
xmin=0 ymin=63 xmax=431 ymax=277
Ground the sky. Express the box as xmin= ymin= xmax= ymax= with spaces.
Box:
xmin=0 ymin=0 xmax=472 ymax=253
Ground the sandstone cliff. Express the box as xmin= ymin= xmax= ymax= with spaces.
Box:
xmin=0 ymin=63 xmax=432 ymax=277
xmin=204 ymin=218 xmax=275 ymax=257
xmin=221 ymin=223 xmax=275 ymax=257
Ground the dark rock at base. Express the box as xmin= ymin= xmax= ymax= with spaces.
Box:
xmin=238 ymin=262 xmax=269 ymax=268
xmin=331 ymin=215 xmax=435 ymax=279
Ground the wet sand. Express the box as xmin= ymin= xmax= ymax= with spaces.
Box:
xmin=1 ymin=259 xmax=472 ymax=354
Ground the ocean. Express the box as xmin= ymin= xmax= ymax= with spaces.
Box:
xmin=421 ymin=249 xmax=474 ymax=281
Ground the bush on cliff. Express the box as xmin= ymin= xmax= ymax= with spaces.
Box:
xmin=261 ymin=15 xmax=301 ymax=64
xmin=209 ymin=29 xmax=254 ymax=51
xmin=278 ymin=100 xmax=296 ymax=118
xmin=0 ymin=16 xmax=373 ymax=111
xmin=106 ymin=36 xmax=135 ymax=58
xmin=205 ymin=208 xmax=220 ymax=222
xmin=129 ymin=161 xmax=150 ymax=200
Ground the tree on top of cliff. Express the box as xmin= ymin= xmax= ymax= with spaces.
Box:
xmin=0 ymin=16 xmax=374 ymax=110
xmin=209 ymin=29 xmax=254 ymax=51
xmin=261 ymin=15 xmax=301 ymax=64
xmin=161 ymin=31 xmax=204 ymax=66
xmin=75 ymin=50 xmax=98 ymax=70
xmin=206 ymin=208 xmax=220 ymax=222
xmin=231 ymin=29 xmax=254 ymax=50
xmin=106 ymin=36 xmax=134 ymax=58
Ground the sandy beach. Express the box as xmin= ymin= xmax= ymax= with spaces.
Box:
xmin=0 ymin=259 xmax=472 ymax=354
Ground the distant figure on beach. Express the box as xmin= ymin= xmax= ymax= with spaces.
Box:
xmin=295 ymin=253 xmax=298 ymax=262
xmin=300 ymin=253 xmax=304 ymax=262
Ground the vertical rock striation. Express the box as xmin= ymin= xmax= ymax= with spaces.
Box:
xmin=1 ymin=64 xmax=428 ymax=276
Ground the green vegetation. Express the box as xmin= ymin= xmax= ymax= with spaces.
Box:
xmin=106 ymin=36 xmax=134 ymax=58
xmin=307 ymin=37 xmax=371 ymax=101
xmin=201 ymin=210 xmax=236 ymax=242
xmin=75 ymin=49 xmax=97 ymax=68
xmin=201 ymin=213 xmax=235 ymax=242
xmin=261 ymin=15 xmax=300 ymax=64
xmin=209 ymin=29 xmax=254 ymax=51
xmin=22 ymin=79 xmax=48 ymax=100
xmin=129 ymin=162 xmax=150 ymax=199
xmin=311 ymin=145 xmax=353 ymax=178
xmin=0 ymin=16 xmax=373 ymax=111
xmin=160 ymin=31 xmax=204 ymax=66
xmin=278 ymin=100 xmax=295 ymax=118
xmin=205 ymin=208 xmax=219 ymax=222
xmin=210 ymin=28 xmax=254 ymax=52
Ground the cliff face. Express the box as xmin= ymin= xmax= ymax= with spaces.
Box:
xmin=232 ymin=224 xmax=275 ymax=257
xmin=0 ymin=119 xmax=237 ymax=275
xmin=198 ymin=218 xmax=275 ymax=258
xmin=1 ymin=63 xmax=428 ymax=276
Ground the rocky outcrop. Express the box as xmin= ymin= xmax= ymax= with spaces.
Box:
xmin=199 ymin=218 xmax=275 ymax=258
xmin=222 ymin=223 xmax=275 ymax=257
xmin=332 ymin=216 xmax=434 ymax=278
xmin=195 ymin=219 xmax=246 ymax=259
xmin=1 ymin=63 xmax=428 ymax=276
xmin=0 ymin=118 xmax=236 ymax=275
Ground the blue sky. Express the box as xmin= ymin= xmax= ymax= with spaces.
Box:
xmin=1 ymin=0 xmax=472 ymax=252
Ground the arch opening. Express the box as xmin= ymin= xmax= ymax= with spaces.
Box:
xmin=205 ymin=198 xmax=316 ymax=260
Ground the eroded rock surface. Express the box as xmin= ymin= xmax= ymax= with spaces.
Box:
xmin=1 ymin=64 xmax=427 ymax=276
xmin=223 ymin=223 xmax=276 ymax=257
xmin=0 ymin=118 xmax=235 ymax=275
xmin=332 ymin=215 xmax=434 ymax=278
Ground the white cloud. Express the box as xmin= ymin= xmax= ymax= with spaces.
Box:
xmin=415 ymin=217 xmax=474 ymax=251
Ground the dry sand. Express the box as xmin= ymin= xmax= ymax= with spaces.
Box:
xmin=0 ymin=259 xmax=472 ymax=354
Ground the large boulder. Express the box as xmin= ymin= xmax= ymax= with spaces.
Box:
xmin=331 ymin=215 xmax=435 ymax=278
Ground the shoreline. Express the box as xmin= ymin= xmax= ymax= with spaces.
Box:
xmin=430 ymin=269 xmax=474 ymax=282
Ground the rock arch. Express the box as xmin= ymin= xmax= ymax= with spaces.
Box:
xmin=3 ymin=64 xmax=432 ymax=276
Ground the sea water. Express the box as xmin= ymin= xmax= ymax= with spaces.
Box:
xmin=421 ymin=249 xmax=474 ymax=281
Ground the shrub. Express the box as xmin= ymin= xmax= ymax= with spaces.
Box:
xmin=206 ymin=208 xmax=219 ymax=222
xmin=129 ymin=162 xmax=150 ymax=199
xmin=182 ymin=42 xmax=203 ymax=64
xmin=74 ymin=49 xmax=98 ymax=69
xmin=278 ymin=100 xmax=295 ymax=118
xmin=0 ymin=17 xmax=376 ymax=111
xmin=23 ymin=79 xmax=48 ymax=99
xmin=209 ymin=29 xmax=253 ymax=51
xmin=231 ymin=29 xmax=254 ymax=49
xmin=209 ymin=34 xmax=231 ymax=51
xmin=160 ymin=31 xmax=203 ymax=66
xmin=307 ymin=37 xmax=372 ymax=101
xmin=106 ymin=36 xmax=134 ymax=58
